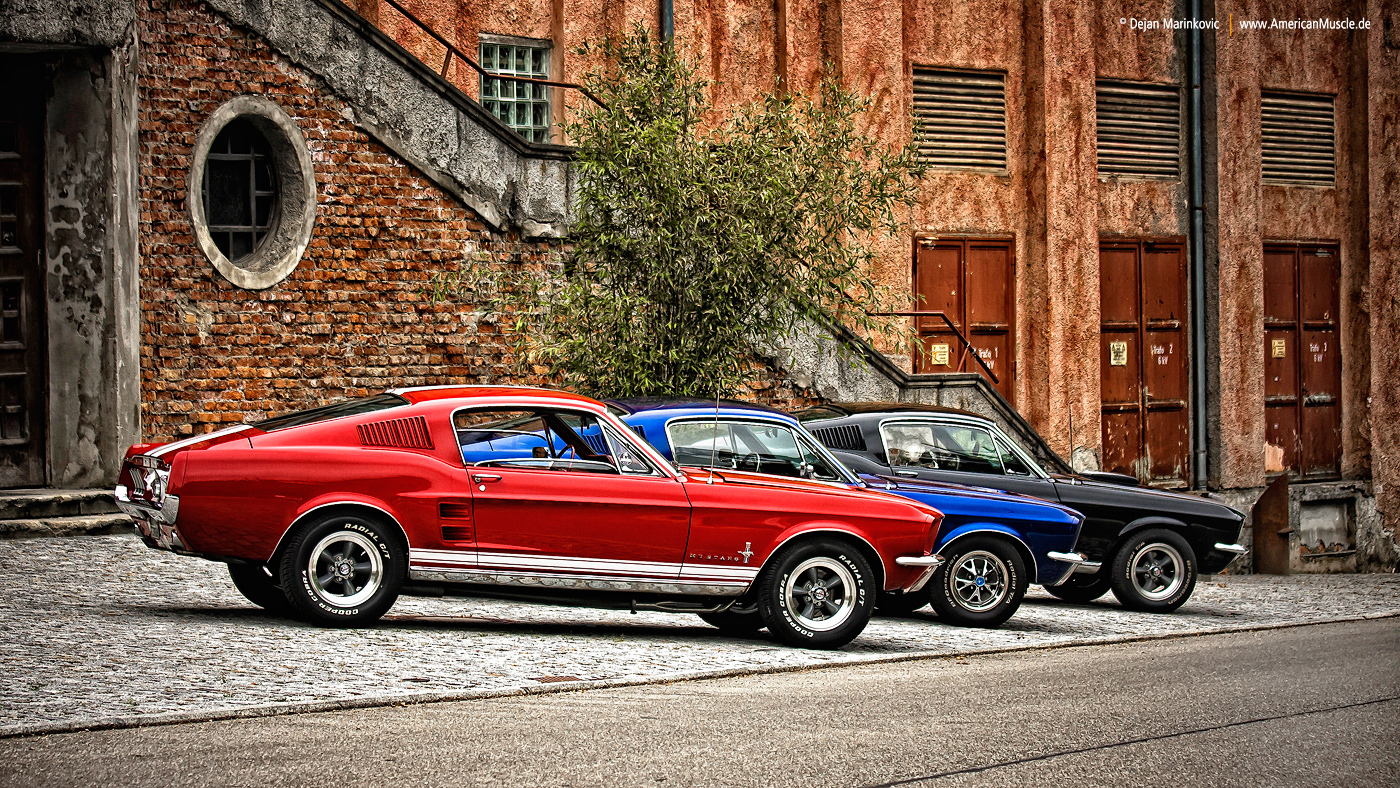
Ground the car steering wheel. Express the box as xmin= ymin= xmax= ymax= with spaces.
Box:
xmin=736 ymin=452 xmax=763 ymax=473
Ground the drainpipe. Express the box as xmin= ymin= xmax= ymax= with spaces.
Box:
xmin=661 ymin=0 xmax=673 ymax=40
xmin=1188 ymin=0 xmax=1208 ymax=489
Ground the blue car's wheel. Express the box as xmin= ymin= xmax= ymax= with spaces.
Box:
xmin=928 ymin=536 xmax=1027 ymax=628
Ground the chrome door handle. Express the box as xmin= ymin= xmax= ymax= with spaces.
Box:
xmin=895 ymin=470 xmax=918 ymax=478
xmin=472 ymin=474 xmax=502 ymax=484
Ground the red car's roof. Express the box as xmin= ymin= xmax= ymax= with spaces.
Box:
xmin=389 ymin=385 xmax=604 ymax=409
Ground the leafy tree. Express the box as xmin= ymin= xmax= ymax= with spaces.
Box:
xmin=449 ymin=26 xmax=926 ymax=398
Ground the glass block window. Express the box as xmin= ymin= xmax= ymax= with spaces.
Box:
xmin=480 ymin=41 xmax=551 ymax=143
xmin=201 ymin=119 xmax=278 ymax=263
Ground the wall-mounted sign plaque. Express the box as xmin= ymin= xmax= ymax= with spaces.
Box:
xmin=930 ymin=343 xmax=950 ymax=367
xmin=1272 ymin=338 xmax=1287 ymax=358
xmin=1109 ymin=341 xmax=1128 ymax=366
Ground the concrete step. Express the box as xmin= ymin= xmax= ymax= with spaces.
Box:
xmin=0 ymin=513 xmax=132 ymax=538
xmin=0 ymin=489 xmax=119 ymax=520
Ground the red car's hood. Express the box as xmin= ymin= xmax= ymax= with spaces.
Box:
xmin=681 ymin=467 xmax=942 ymax=516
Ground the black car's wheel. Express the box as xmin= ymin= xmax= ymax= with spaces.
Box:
xmin=876 ymin=588 xmax=931 ymax=616
xmin=928 ymin=536 xmax=1027 ymax=628
xmin=1110 ymin=529 xmax=1197 ymax=613
xmin=1044 ymin=572 xmax=1111 ymax=604
xmin=757 ymin=537 xmax=875 ymax=649
xmin=278 ymin=513 xmax=404 ymax=627
xmin=227 ymin=562 xmax=293 ymax=615
xmin=698 ymin=602 xmax=765 ymax=635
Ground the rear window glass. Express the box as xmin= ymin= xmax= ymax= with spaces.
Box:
xmin=795 ymin=406 xmax=845 ymax=423
xmin=253 ymin=393 xmax=409 ymax=432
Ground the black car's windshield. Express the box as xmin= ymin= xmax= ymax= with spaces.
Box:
xmin=253 ymin=393 xmax=409 ymax=432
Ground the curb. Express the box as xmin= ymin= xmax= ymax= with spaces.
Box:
xmin=3 ymin=609 xmax=1397 ymax=740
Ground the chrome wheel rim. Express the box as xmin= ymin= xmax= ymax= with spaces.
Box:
xmin=949 ymin=550 xmax=1009 ymax=612
xmin=784 ymin=557 xmax=857 ymax=632
xmin=1130 ymin=542 xmax=1184 ymax=601
xmin=307 ymin=530 xmax=383 ymax=608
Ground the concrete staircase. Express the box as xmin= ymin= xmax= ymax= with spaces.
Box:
xmin=0 ymin=489 xmax=129 ymax=538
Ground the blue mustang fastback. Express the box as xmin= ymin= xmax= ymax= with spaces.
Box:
xmin=610 ymin=399 xmax=1088 ymax=629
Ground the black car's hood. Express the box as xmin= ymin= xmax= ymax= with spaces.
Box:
xmin=1050 ymin=474 xmax=1245 ymax=521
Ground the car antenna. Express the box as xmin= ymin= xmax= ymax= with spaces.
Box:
xmin=707 ymin=390 xmax=720 ymax=483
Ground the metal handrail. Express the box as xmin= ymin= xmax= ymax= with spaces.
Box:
xmin=869 ymin=311 xmax=1000 ymax=384
xmin=379 ymin=0 xmax=608 ymax=109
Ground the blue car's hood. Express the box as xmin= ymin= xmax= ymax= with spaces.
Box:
xmin=858 ymin=472 xmax=1083 ymax=526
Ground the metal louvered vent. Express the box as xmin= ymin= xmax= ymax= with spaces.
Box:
xmin=812 ymin=424 xmax=866 ymax=452
xmin=1262 ymin=92 xmax=1335 ymax=186
xmin=1096 ymin=81 xmax=1181 ymax=179
xmin=911 ymin=67 xmax=1006 ymax=171
xmin=358 ymin=415 xmax=435 ymax=449
xmin=439 ymin=502 xmax=472 ymax=519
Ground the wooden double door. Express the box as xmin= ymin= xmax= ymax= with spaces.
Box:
xmin=1264 ymin=244 xmax=1341 ymax=479
xmin=1099 ymin=240 xmax=1190 ymax=487
xmin=912 ymin=237 xmax=1015 ymax=404
xmin=0 ymin=57 xmax=49 ymax=488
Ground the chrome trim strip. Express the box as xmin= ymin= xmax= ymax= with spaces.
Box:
xmin=1046 ymin=551 xmax=1086 ymax=565
xmin=896 ymin=554 xmax=945 ymax=593
xmin=409 ymin=549 xmax=761 ymax=583
xmin=939 ymin=529 xmax=1040 ymax=580
xmin=1213 ymin=542 xmax=1249 ymax=555
xmin=269 ymin=500 xmax=410 ymax=564
xmin=407 ymin=567 xmax=748 ymax=597
xmin=1072 ymin=561 xmax=1103 ymax=575
xmin=660 ymin=414 xmax=864 ymax=487
xmin=145 ymin=424 xmax=254 ymax=459
xmin=762 ymin=528 xmax=890 ymax=588
xmin=905 ymin=565 xmax=939 ymax=593
xmin=448 ymin=402 xmax=683 ymax=480
xmin=895 ymin=555 xmax=945 ymax=567
xmin=875 ymin=416 xmax=1052 ymax=480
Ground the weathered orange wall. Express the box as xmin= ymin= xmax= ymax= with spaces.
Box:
xmin=359 ymin=0 xmax=1394 ymax=506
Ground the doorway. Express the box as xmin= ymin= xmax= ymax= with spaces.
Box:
xmin=912 ymin=236 xmax=1016 ymax=404
xmin=0 ymin=57 xmax=49 ymax=488
xmin=1099 ymin=239 xmax=1189 ymax=487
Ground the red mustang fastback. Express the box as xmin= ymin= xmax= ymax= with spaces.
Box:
xmin=115 ymin=387 xmax=945 ymax=649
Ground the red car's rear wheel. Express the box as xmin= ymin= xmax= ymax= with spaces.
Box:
xmin=227 ymin=562 xmax=292 ymax=615
xmin=278 ymin=513 xmax=404 ymax=626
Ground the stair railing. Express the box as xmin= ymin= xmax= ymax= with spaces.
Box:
xmin=868 ymin=311 xmax=999 ymax=384
xmin=379 ymin=0 xmax=608 ymax=110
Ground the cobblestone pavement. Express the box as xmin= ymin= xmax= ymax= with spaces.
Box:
xmin=3 ymin=534 xmax=1398 ymax=735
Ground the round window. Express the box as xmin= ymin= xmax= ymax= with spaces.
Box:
xmin=188 ymin=97 xmax=316 ymax=290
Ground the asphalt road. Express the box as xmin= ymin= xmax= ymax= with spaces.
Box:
xmin=2 ymin=618 xmax=1396 ymax=787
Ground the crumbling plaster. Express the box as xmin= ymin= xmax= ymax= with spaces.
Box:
xmin=43 ymin=46 xmax=141 ymax=487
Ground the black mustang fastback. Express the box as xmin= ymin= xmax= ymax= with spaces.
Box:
xmin=796 ymin=402 xmax=1248 ymax=613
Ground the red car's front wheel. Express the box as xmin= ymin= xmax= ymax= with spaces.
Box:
xmin=278 ymin=513 xmax=404 ymax=627
xmin=758 ymin=537 xmax=875 ymax=649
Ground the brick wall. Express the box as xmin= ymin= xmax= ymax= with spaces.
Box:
xmin=136 ymin=0 xmax=819 ymax=440
xmin=137 ymin=0 xmax=563 ymax=440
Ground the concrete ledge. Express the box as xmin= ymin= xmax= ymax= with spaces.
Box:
xmin=3 ymin=609 xmax=1393 ymax=740
xmin=0 ymin=514 xmax=132 ymax=539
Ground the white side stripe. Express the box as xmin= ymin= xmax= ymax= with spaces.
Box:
xmin=408 ymin=548 xmax=760 ymax=582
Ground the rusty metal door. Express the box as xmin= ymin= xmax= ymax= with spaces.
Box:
xmin=0 ymin=58 xmax=48 ymax=488
xmin=1264 ymin=243 xmax=1341 ymax=479
xmin=913 ymin=237 xmax=1015 ymax=403
xmin=1099 ymin=240 xmax=1190 ymax=486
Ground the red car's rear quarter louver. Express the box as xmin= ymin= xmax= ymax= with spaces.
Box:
xmin=358 ymin=415 xmax=435 ymax=450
